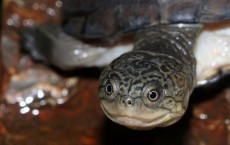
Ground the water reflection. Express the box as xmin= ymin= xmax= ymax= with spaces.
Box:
xmin=4 ymin=66 xmax=79 ymax=115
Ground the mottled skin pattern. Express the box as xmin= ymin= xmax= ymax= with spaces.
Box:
xmin=99 ymin=25 xmax=201 ymax=129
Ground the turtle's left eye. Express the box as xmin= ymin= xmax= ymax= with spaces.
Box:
xmin=142 ymin=81 xmax=164 ymax=107
xmin=148 ymin=90 xmax=158 ymax=101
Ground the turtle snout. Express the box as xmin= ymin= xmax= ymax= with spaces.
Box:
xmin=120 ymin=96 xmax=134 ymax=107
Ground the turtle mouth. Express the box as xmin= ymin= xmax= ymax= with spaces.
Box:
xmin=100 ymin=104 xmax=179 ymax=130
xmin=111 ymin=114 xmax=173 ymax=130
xmin=115 ymin=116 xmax=150 ymax=128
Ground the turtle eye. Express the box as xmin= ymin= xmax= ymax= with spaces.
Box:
xmin=103 ymin=79 xmax=118 ymax=100
xmin=148 ymin=90 xmax=158 ymax=101
xmin=142 ymin=81 xmax=164 ymax=107
xmin=105 ymin=83 xmax=113 ymax=94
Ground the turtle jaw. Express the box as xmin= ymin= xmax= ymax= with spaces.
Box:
xmin=100 ymin=102 xmax=183 ymax=130
xmin=109 ymin=114 xmax=182 ymax=130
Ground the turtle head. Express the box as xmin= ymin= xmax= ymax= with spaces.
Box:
xmin=98 ymin=51 xmax=194 ymax=130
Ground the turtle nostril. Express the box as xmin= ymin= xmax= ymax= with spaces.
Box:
xmin=121 ymin=96 xmax=134 ymax=106
xmin=126 ymin=99 xmax=132 ymax=106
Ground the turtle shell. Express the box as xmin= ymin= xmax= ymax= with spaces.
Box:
xmin=62 ymin=0 xmax=230 ymax=39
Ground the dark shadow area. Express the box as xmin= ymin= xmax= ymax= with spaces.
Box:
xmin=191 ymin=73 xmax=230 ymax=104
xmin=51 ymin=66 xmax=103 ymax=78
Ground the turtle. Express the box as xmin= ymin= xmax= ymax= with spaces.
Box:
xmin=21 ymin=0 xmax=230 ymax=130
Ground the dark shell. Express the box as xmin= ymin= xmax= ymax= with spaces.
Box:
xmin=62 ymin=0 xmax=230 ymax=39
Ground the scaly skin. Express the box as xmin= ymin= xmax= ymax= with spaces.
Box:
xmin=98 ymin=24 xmax=201 ymax=130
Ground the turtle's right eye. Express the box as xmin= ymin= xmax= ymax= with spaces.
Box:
xmin=105 ymin=82 xmax=113 ymax=95
xmin=104 ymin=79 xmax=118 ymax=100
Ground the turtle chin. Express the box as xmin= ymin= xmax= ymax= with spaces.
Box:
xmin=100 ymin=102 xmax=183 ymax=130
xmin=113 ymin=113 xmax=181 ymax=130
